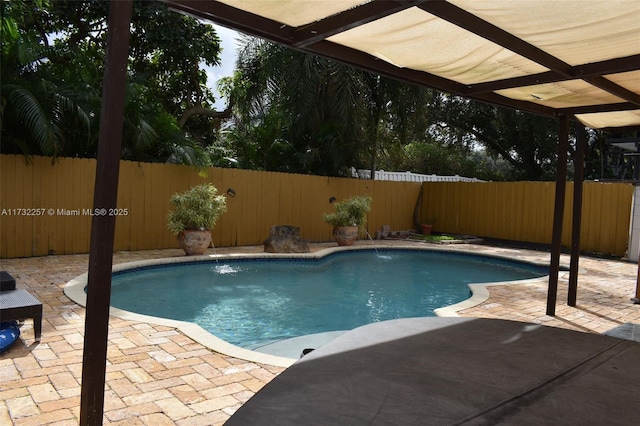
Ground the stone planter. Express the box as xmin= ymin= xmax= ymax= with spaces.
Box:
xmin=177 ymin=230 xmax=211 ymax=255
xmin=332 ymin=225 xmax=359 ymax=246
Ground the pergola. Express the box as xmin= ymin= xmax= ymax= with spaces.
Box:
xmin=80 ymin=1 xmax=640 ymax=424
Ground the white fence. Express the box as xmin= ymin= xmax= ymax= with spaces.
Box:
xmin=354 ymin=169 xmax=484 ymax=183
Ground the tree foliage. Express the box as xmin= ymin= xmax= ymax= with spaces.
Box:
xmin=428 ymin=95 xmax=561 ymax=180
xmin=1 ymin=0 xmax=226 ymax=164
xmin=220 ymin=37 xmax=578 ymax=180
xmin=3 ymin=3 xmax=608 ymax=181
xmin=219 ymin=37 xmax=433 ymax=176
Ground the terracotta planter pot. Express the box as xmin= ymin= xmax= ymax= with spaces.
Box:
xmin=177 ymin=230 xmax=211 ymax=255
xmin=420 ymin=224 xmax=433 ymax=235
xmin=332 ymin=226 xmax=359 ymax=246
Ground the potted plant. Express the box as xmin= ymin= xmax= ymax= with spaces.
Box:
xmin=322 ymin=195 xmax=372 ymax=246
xmin=420 ymin=219 xmax=434 ymax=235
xmin=167 ymin=184 xmax=227 ymax=255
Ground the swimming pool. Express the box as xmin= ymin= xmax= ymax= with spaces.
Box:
xmin=106 ymin=249 xmax=546 ymax=352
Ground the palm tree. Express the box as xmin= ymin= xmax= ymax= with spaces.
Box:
xmin=221 ymin=37 xmax=364 ymax=175
xmin=222 ymin=36 xmax=434 ymax=176
xmin=1 ymin=0 xmax=92 ymax=158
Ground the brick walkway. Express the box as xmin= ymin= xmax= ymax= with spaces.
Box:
xmin=1 ymin=241 xmax=639 ymax=425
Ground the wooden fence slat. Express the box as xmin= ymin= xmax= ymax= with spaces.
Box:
xmin=115 ymin=161 xmax=131 ymax=251
xmin=60 ymin=157 xmax=72 ymax=254
xmin=30 ymin=156 xmax=46 ymax=256
xmin=41 ymin=157 xmax=58 ymax=255
xmin=130 ymin=163 xmax=146 ymax=251
xmin=11 ymin=155 xmax=26 ymax=257
xmin=208 ymin=166 xmax=228 ymax=247
xmin=1 ymin=155 xmax=17 ymax=257
xmin=612 ymin=183 xmax=634 ymax=256
xmin=142 ymin=162 xmax=154 ymax=250
xmin=73 ymin=159 xmax=90 ymax=254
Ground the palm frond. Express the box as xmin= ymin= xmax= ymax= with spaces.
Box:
xmin=135 ymin=118 xmax=158 ymax=152
xmin=3 ymin=83 xmax=61 ymax=155
xmin=167 ymin=142 xmax=210 ymax=169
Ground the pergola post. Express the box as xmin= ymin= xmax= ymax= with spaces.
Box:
xmin=79 ymin=1 xmax=132 ymax=425
xmin=547 ymin=115 xmax=570 ymax=316
xmin=635 ymin=261 xmax=640 ymax=303
xmin=568 ymin=124 xmax=586 ymax=306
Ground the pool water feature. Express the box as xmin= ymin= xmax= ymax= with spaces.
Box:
xmin=108 ymin=249 xmax=546 ymax=351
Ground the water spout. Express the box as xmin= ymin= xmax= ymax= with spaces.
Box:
xmin=211 ymin=241 xmax=218 ymax=263
xmin=365 ymin=231 xmax=393 ymax=259
xmin=364 ymin=231 xmax=384 ymax=258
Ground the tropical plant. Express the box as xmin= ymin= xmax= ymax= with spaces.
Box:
xmin=224 ymin=36 xmax=598 ymax=181
xmin=167 ymin=184 xmax=227 ymax=235
xmin=1 ymin=0 xmax=228 ymax=164
xmin=223 ymin=37 xmax=434 ymax=176
xmin=322 ymin=196 xmax=372 ymax=230
xmin=0 ymin=0 xmax=92 ymax=158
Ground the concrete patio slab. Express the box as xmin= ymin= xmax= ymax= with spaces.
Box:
xmin=226 ymin=317 xmax=640 ymax=425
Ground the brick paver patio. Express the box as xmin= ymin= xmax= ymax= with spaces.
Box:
xmin=1 ymin=241 xmax=638 ymax=425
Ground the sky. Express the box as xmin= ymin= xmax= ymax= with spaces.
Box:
xmin=204 ymin=24 xmax=242 ymax=110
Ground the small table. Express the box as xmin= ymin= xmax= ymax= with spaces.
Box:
xmin=0 ymin=290 xmax=43 ymax=341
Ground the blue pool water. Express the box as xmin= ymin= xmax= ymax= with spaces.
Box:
xmin=109 ymin=249 xmax=546 ymax=349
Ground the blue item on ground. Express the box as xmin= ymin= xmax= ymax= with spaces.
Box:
xmin=0 ymin=321 xmax=20 ymax=353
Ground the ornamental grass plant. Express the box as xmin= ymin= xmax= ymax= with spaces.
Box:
xmin=167 ymin=184 xmax=227 ymax=235
xmin=322 ymin=195 xmax=372 ymax=231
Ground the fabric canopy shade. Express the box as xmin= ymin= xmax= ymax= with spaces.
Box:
xmin=162 ymin=0 xmax=640 ymax=131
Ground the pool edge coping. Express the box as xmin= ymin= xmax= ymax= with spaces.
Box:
xmin=64 ymin=245 xmax=567 ymax=367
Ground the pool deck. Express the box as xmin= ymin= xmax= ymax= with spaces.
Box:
xmin=1 ymin=240 xmax=639 ymax=425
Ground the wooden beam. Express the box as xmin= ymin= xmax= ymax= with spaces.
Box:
xmin=466 ymin=55 xmax=640 ymax=94
xmin=547 ymin=115 xmax=570 ymax=316
xmin=560 ymin=102 xmax=639 ymax=115
xmin=568 ymin=124 xmax=586 ymax=306
xmin=164 ymin=0 xmax=296 ymax=44
xmin=292 ymin=1 xmax=426 ymax=48
xmin=161 ymin=0 xmax=640 ymax=124
xmin=634 ymin=258 xmax=640 ymax=304
xmin=583 ymin=76 xmax=640 ymax=107
xmin=574 ymin=54 xmax=640 ymax=77
xmin=79 ymin=1 xmax=132 ymax=424
xmin=419 ymin=1 xmax=573 ymax=76
xmin=309 ymin=40 xmax=558 ymax=118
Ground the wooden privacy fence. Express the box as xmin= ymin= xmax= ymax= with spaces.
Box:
xmin=0 ymin=154 xmax=634 ymax=258
xmin=0 ymin=155 xmax=420 ymax=258
xmin=420 ymin=181 xmax=633 ymax=257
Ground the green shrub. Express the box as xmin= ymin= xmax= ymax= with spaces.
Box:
xmin=167 ymin=184 xmax=227 ymax=235
xmin=322 ymin=195 xmax=372 ymax=230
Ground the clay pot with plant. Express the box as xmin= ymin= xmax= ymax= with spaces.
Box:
xmin=420 ymin=219 xmax=435 ymax=235
xmin=322 ymin=195 xmax=372 ymax=246
xmin=167 ymin=184 xmax=227 ymax=255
